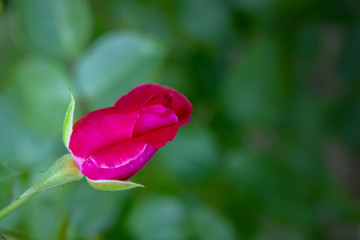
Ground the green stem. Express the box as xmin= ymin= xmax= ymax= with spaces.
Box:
xmin=0 ymin=193 xmax=35 ymax=219
xmin=0 ymin=154 xmax=83 ymax=220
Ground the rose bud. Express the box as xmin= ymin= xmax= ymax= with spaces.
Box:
xmin=68 ymin=84 xmax=192 ymax=181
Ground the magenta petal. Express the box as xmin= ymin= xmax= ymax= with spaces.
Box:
xmin=114 ymin=84 xmax=165 ymax=109
xmin=133 ymin=104 xmax=179 ymax=136
xmin=81 ymin=144 xmax=158 ymax=181
xmin=69 ymin=84 xmax=192 ymax=181
xmin=69 ymin=107 xmax=139 ymax=160
xmin=139 ymin=124 xmax=180 ymax=148
xmin=115 ymin=84 xmax=192 ymax=123
xmin=89 ymin=139 xmax=147 ymax=169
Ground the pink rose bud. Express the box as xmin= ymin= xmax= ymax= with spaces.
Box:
xmin=68 ymin=84 xmax=192 ymax=181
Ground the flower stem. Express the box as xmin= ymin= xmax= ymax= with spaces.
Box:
xmin=0 ymin=193 xmax=35 ymax=219
xmin=0 ymin=154 xmax=83 ymax=220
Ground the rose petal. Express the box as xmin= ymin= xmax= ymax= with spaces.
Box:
xmin=81 ymin=144 xmax=158 ymax=180
xmin=133 ymin=104 xmax=179 ymax=136
xmin=138 ymin=124 xmax=180 ymax=148
xmin=115 ymin=84 xmax=192 ymax=123
xmin=77 ymin=124 xmax=178 ymax=180
xmin=89 ymin=139 xmax=147 ymax=169
xmin=69 ymin=107 xmax=139 ymax=160
xmin=69 ymin=84 xmax=192 ymax=181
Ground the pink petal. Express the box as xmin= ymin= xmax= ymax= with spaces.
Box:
xmin=77 ymin=124 xmax=179 ymax=180
xmin=89 ymin=139 xmax=147 ymax=169
xmin=69 ymin=84 xmax=192 ymax=181
xmin=137 ymin=124 xmax=180 ymax=148
xmin=115 ymin=84 xmax=192 ymax=123
xmin=133 ymin=104 xmax=179 ymax=137
xmin=81 ymin=144 xmax=158 ymax=180
xmin=69 ymin=107 xmax=139 ymax=162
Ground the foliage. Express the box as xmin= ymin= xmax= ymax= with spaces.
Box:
xmin=0 ymin=162 xmax=18 ymax=209
xmin=0 ymin=0 xmax=359 ymax=239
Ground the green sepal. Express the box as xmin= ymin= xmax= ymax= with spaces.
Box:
xmin=86 ymin=178 xmax=144 ymax=191
xmin=21 ymin=154 xmax=83 ymax=198
xmin=62 ymin=91 xmax=75 ymax=149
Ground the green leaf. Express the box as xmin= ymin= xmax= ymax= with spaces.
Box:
xmin=0 ymin=162 xmax=18 ymax=209
xmin=14 ymin=0 xmax=92 ymax=59
xmin=62 ymin=92 xmax=75 ymax=149
xmin=179 ymin=0 xmax=228 ymax=43
xmin=157 ymin=126 xmax=218 ymax=182
xmin=127 ymin=196 xmax=186 ymax=240
xmin=64 ymin=185 xmax=129 ymax=235
xmin=13 ymin=57 xmax=70 ymax=136
xmin=21 ymin=154 xmax=83 ymax=198
xmin=86 ymin=178 xmax=144 ymax=191
xmin=221 ymin=38 xmax=285 ymax=125
xmin=190 ymin=205 xmax=237 ymax=240
xmin=75 ymin=31 xmax=167 ymax=108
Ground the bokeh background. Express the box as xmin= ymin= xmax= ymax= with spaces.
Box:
xmin=0 ymin=0 xmax=360 ymax=239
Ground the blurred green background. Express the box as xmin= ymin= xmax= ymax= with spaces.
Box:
xmin=0 ymin=0 xmax=360 ymax=239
